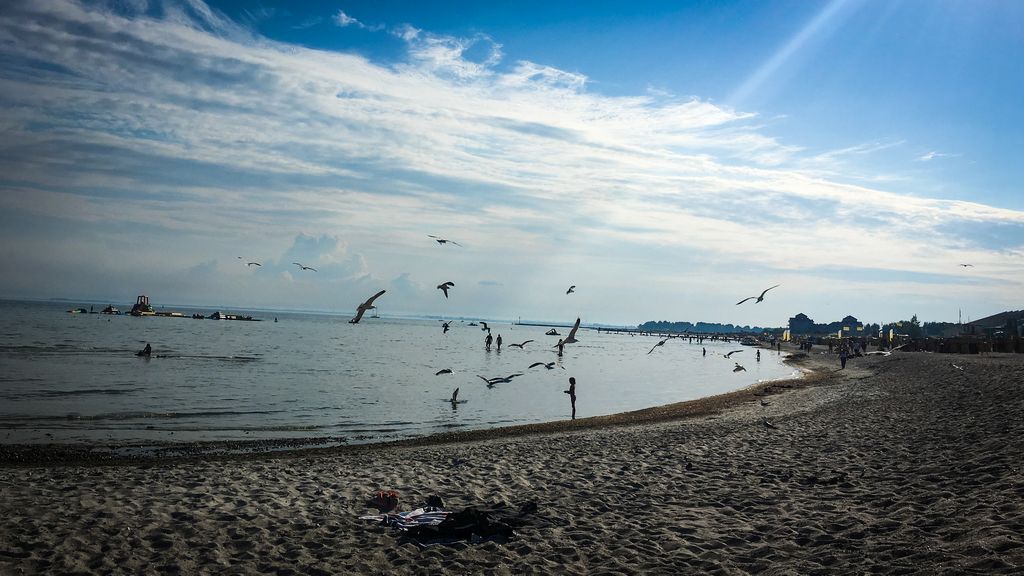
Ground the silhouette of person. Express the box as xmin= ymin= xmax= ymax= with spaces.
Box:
xmin=756 ymin=349 xmax=761 ymax=362
xmin=136 ymin=343 xmax=152 ymax=357
xmin=564 ymin=377 xmax=576 ymax=420
xmin=496 ymin=334 xmax=502 ymax=352
xmin=702 ymin=347 xmax=706 ymax=357
xmin=485 ymin=333 xmax=493 ymax=351
xmin=556 ymin=339 xmax=564 ymax=357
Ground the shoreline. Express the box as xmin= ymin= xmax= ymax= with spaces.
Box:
xmin=2 ymin=350 xmax=1022 ymax=573
xmin=0 ymin=349 xmax=815 ymax=466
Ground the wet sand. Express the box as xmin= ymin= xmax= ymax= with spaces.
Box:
xmin=2 ymin=349 xmax=1023 ymax=574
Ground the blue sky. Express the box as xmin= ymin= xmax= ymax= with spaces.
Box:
xmin=0 ymin=0 xmax=1022 ymax=326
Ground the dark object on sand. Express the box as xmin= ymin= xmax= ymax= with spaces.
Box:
xmin=403 ymin=501 xmax=539 ymax=544
xmin=136 ymin=343 xmax=152 ymax=357
xmin=545 ymin=329 xmax=559 ymax=336
xmin=369 ymin=490 xmax=400 ymax=512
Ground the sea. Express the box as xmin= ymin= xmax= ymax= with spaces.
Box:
xmin=0 ymin=299 xmax=799 ymax=449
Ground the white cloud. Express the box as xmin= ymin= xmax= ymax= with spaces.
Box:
xmin=0 ymin=0 xmax=1021 ymax=322
xmin=334 ymin=9 xmax=363 ymax=28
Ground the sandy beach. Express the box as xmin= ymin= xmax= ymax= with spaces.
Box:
xmin=2 ymin=349 xmax=1023 ymax=574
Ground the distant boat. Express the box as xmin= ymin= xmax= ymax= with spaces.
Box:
xmin=130 ymin=295 xmax=155 ymax=316
xmin=101 ymin=305 xmax=120 ymax=315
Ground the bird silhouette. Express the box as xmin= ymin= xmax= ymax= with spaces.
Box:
xmin=450 ymin=388 xmax=460 ymax=404
xmin=247 ymin=262 xmax=261 ymax=267
xmin=442 ymin=321 xmax=451 ymax=334
xmin=437 ymin=281 xmax=455 ymax=298
xmin=292 ymin=262 xmax=317 ymax=272
xmin=435 ymin=368 xmax=453 ymax=376
xmin=733 ymin=363 xmax=746 ymax=372
xmin=529 ymin=361 xmax=559 ymax=370
xmin=508 ymin=340 xmax=534 ymax=349
xmin=558 ymin=317 xmax=581 ymax=345
xmin=959 ymin=263 xmax=973 ymax=267
xmin=736 ymin=284 xmax=780 ymax=305
xmin=349 ymin=289 xmax=386 ymax=324
xmin=566 ymin=285 xmax=576 ymax=294
xmin=428 ymin=235 xmax=462 ymax=246
xmin=648 ymin=339 xmax=667 ymax=354
xmin=723 ymin=350 xmax=743 ymax=358
xmin=477 ymin=373 xmax=523 ymax=387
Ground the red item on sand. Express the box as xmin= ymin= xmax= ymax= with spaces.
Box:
xmin=370 ymin=490 xmax=399 ymax=512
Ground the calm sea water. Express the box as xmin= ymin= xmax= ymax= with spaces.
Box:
xmin=0 ymin=300 xmax=798 ymax=447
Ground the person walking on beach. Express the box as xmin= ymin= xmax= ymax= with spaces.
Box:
xmin=839 ymin=345 xmax=849 ymax=369
xmin=556 ymin=339 xmax=564 ymax=357
xmin=485 ymin=333 xmax=493 ymax=351
xmin=496 ymin=334 xmax=502 ymax=352
xmin=564 ymin=377 xmax=576 ymax=420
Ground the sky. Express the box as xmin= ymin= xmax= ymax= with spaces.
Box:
xmin=0 ymin=0 xmax=1022 ymax=327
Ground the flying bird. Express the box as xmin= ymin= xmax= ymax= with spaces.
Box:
xmin=733 ymin=363 xmax=746 ymax=372
xmin=959 ymin=264 xmax=973 ymax=267
xmin=477 ymin=373 xmax=523 ymax=386
xmin=566 ymin=285 xmax=576 ymax=294
xmin=557 ymin=317 xmax=581 ymax=345
xmin=736 ymin=284 xmax=780 ymax=305
xmin=247 ymin=262 xmax=261 ymax=267
xmin=450 ymin=388 xmax=460 ymax=404
xmin=508 ymin=340 xmax=534 ymax=349
xmin=442 ymin=321 xmax=451 ymax=334
xmin=648 ymin=339 xmax=668 ymax=355
xmin=529 ymin=361 xmax=559 ymax=370
xmin=435 ymin=368 xmax=453 ymax=376
xmin=428 ymin=235 xmax=462 ymax=247
xmin=480 ymin=321 xmax=490 ymax=333
xmin=292 ymin=262 xmax=317 ymax=272
xmin=437 ymin=281 xmax=455 ymax=299
xmin=723 ymin=350 xmax=743 ymax=358
xmin=349 ymin=289 xmax=386 ymax=324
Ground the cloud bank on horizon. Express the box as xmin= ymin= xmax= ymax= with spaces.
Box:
xmin=0 ymin=0 xmax=1021 ymax=326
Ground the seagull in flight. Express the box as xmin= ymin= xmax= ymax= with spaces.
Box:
xmin=736 ymin=284 xmax=780 ymax=305
xmin=959 ymin=264 xmax=973 ymax=267
xmin=292 ymin=262 xmax=317 ymax=272
xmin=648 ymin=339 xmax=668 ymax=355
xmin=450 ymin=388 xmax=460 ymax=404
xmin=428 ymin=235 xmax=462 ymax=247
xmin=480 ymin=321 xmax=490 ymax=333
xmin=477 ymin=373 xmax=524 ymax=387
xmin=733 ymin=363 xmax=746 ymax=372
xmin=566 ymin=285 xmax=576 ymax=295
xmin=349 ymin=289 xmax=386 ymax=324
xmin=435 ymin=368 xmax=453 ymax=376
xmin=558 ymin=317 xmax=581 ymax=345
xmin=442 ymin=321 xmax=451 ymax=334
xmin=529 ymin=361 xmax=560 ymax=370
xmin=247 ymin=261 xmax=261 ymax=267
xmin=508 ymin=340 xmax=534 ymax=349
xmin=437 ymin=281 xmax=455 ymax=299
xmin=723 ymin=350 xmax=743 ymax=358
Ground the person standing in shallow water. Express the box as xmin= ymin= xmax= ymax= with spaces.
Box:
xmin=564 ymin=377 xmax=577 ymax=420
xmin=485 ymin=333 xmax=493 ymax=351
xmin=496 ymin=334 xmax=502 ymax=352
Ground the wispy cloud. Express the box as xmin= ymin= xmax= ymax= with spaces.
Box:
xmin=917 ymin=150 xmax=960 ymax=162
xmin=0 ymin=0 xmax=1020 ymax=322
